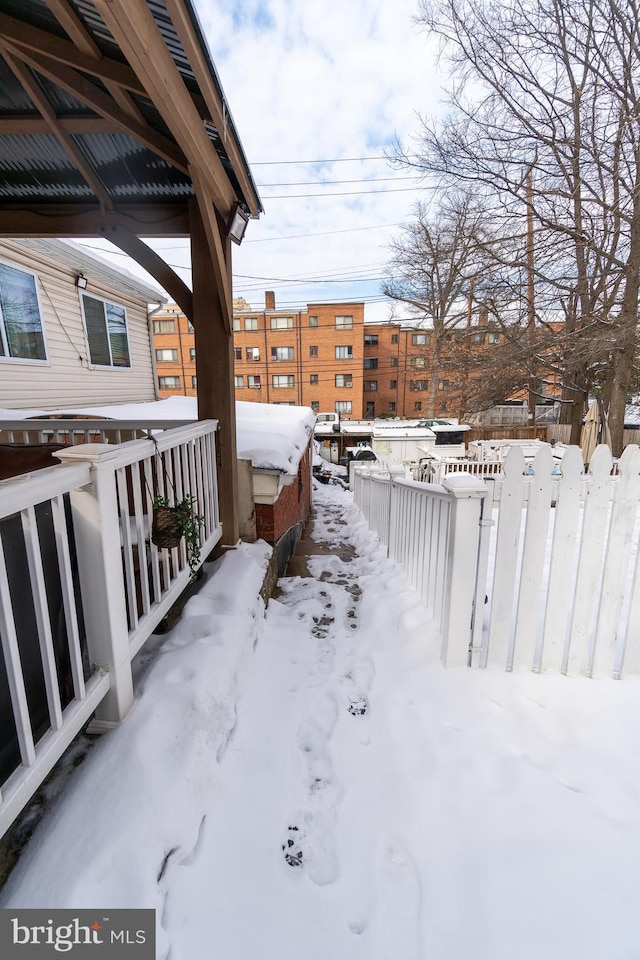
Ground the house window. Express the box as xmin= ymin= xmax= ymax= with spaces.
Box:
xmin=189 ymin=347 xmax=196 ymax=361
xmin=309 ymin=315 xmax=318 ymax=327
xmin=335 ymin=345 xmax=353 ymax=359
xmin=364 ymin=380 xmax=377 ymax=391
xmin=410 ymin=380 xmax=428 ymax=391
xmin=232 ymin=318 xmax=241 ymax=331
xmin=191 ymin=376 xmax=197 ymax=388
xmin=311 ymin=401 xmax=320 ymax=412
xmin=335 ymin=315 xmax=353 ymax=329
xmin=82 ymin=294 xmax=130 ymax=368
xmin=272 ymin=375 xmax=295 ymax=388
xmin=153 ymin=318 xmax=175 ymax=334
xmin=414 ymin=401 xmax=422 ymax=411
xmin=335 ymin=373 xmax=352 ymax=388
xmin=234 ymin=375 xmax=244 ymax=388
xmin=390 ymin=379 xmax=397 ymax=389
xmin=488 ymin=332 xmax=500 ymax=344
xmin=234 ymin=347 xmax=242 ymax=360
xmin=438 ymin=379 xmax=449 ymax=390
xmin=309 ymin=345 xmax=318 ymax=357
xmin=364 ymin=334 xmax=378 ymax=346
xmin=0 ymin=262 xmax=46 ymax=361
xmin=158 ymin=376 xmax=180 ymax=389
xmin=335 ymin=401 xmax=352 ymax=414
xmin=156 ymin=348 xmax=178 ymax=362
xmin=310 ymin=374 xmax=319 ymax=385
xmin=388 ymin=401 xmax=396 ymax=412
xmin=245 ymin=317 xmax=258 ymax=330
xmin=473 ymin=332 xmax=486 ymax=344
xmin=365 ymin=401 xmax=375 ymax=417
xmin=391 ymin=333 xmax=399 ymax=344
xmin=411 ymin=356 xmax=427 ymax=368
xmin=187 ymin=320 xmax=195 ymax=333
xmin=247 ymin=375 xmax=261 ymax=388
xmin=271 ymin=346 xmax=294 ymax=360
xmin=412 ymin=333 xmax=430 ymax=345
xmin=364 ymin=357 xmax=378 ymax=369
xmin=246 ymin=346 xmax=260 ymax=361
xmin=270 ymin=316 xmax=294 ymax=329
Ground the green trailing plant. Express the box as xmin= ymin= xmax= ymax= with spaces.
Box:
xmin=151 ymin=493 xmax=205 ymax=580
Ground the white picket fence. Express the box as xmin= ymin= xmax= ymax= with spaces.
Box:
xmin=353 ymin=443 xmax=640 ymax=679
xmin=0 ymin=420 xmax=221 ymax=836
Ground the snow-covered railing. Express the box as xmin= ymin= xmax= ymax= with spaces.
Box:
xmin=413 ymin=458 xmax=505 ymax=484
xmin=0 ymin=420 xmax=220 ymax=837
xmin=355 ymin=443 xmax=640 ymax=680
xmin=0 ymin=418 xmax=193 ymax=445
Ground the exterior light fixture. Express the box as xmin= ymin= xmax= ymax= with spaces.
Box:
xmin=75 ymin=274 xmax=88 ymax=289
xmin=226 ymin=203 xmax=250 ymax=245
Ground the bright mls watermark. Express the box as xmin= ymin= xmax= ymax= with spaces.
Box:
xmin=0 ymin=909 xmax=155 ymax=957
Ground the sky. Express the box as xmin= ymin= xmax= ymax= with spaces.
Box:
xmin=3 ymin=475 xmax=640 ymax=959
xmin=77 ymin=0 xmax=445 ymax=324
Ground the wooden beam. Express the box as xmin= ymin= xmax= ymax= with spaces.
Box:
xmin=0 ymin=43 xmax=189 ymax=174
xmin=104 ymin=224 xmax=193 ymax=320
xmin=3 ymin=52 xmax=112 ymax=210
xmin=0 ymin=203 xmax=190 ymax=237
xmin=0 ymin=117 xmax=123 ymax=135
xmin=190 ymin=197 xmax=239 ymax=544
xmin=189 ymin=166 xmax=232 ymax=333
xmin=93 ymin=0 xmax=236 ymax=216
xmin=163 ymin=0 xmax=262 ymax=217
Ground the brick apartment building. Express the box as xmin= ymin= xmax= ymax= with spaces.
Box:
xmin=152 ymin=292 xmax=560 ymax=420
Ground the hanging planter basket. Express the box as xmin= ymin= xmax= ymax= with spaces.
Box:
xmin=151 ymin=505 xmax=184 ymax=549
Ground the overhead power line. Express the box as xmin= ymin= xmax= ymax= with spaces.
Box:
xmin=256 ymin=176 xmax=420 ymax=187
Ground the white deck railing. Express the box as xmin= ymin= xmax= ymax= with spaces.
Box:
xmin=0 ymin=420 xmax=221 ymax=837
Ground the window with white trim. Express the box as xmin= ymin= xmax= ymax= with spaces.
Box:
xmin=411 ymin=356 xmax=427 ymax=369
xmin=156 ymin=348 xmax=178 ymax=361
xmin=335 ymin=315 xmax=353 ymax=329
xmin=335 ymin=401 xmax=352 ymax=414
xmin=309 ymin=315 xmax=318 ymax=327
xmin=189 ymin=347 xmax=196 ymax=361
xmin=335 ymin=345 xmax=353 ymax=359
xmin=191 ymin=376 xmax=197 ymax=388
xmin=410 ymin=379 xmax=428 ymax=391
xmin=234 ymin=347 xmax=242 ymax=360
xmin=82 ymin=293 xmax=130 ymax=368
xmin=247 ymin=375 xmax=261 ymax=388
xmin=246 ymin=346 xmax=260 ymax=361
xmin=412 ymin=333 xmax=430 ymax=345
xmin=335 ymin=373 xmax=352 ymax=388
xmin=272 ymin=375 xmax=295 ymax=388
xmin=153 ymin=318 xmax=175 ymax=334
xmin=364 ymin=334 xmax=378 ymax=345
xmin=159 ymin=376 xmax=180 ymax=389
xmin=232 ymin=317 xmax=241 ymax=331
xmin=245 ymin=317 xmax=258 ymax=330
xmin=488 ymin=331 xmax=501 ymax=344
xmin=234 ymin=375 xmax=244 ymax=388
xmin=0 ymin=262 xmax=46 ymax=361
xmin=270 ymin=316 xmax=294 ymax=329
xmin=271 ymin=346 xmax=294 ymax=360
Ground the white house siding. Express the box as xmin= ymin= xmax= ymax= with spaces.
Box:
xmin=0 ymin=240 xmax=161 ymax=411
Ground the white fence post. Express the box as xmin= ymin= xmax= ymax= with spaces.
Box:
xmin=440 ymin=474 xmax=488 ymax=669
xmin=56 ymin=444 xmax=134 ymax=729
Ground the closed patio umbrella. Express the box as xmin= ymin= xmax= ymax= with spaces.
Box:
xmin=580 ymin=399 xmax=611 ymax=465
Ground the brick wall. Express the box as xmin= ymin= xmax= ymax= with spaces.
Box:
xmin=254 ymin=443 xmax=312 ymax=545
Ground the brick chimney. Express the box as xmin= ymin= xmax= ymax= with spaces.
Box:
xmin=265 ymin=290 xmax=275 ymax=310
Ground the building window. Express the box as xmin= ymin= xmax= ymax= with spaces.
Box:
xmin=335 ymin=345 xmax=353 ymax=359
xmin=156 ymin=348 xmax=178 ymax=362
xmin=274 ymin=401 xmax=296 ymax=406
xmin=412 ymin=333 xmax=430 ymax=345
xmin=153 ymin=318 xmax=175 ymax=334
xmin=366 ymin=401 xmax=375 ymax=417
xmin=189 ymin=347 xmax=196 ymax=361
xmin=488 ymin=331 xmax=500 ymax=344
xmin=232 ymin=318 xmax=241 ymax=331
xmin=473 ymin=332 xmax=486 ymax=344
xmin=410 ymin=380 xmax=428 ymax=391
xmin=364 ymin=357 xmax=378 ymax=369
xmin=311 ymin=401 xmax=320 ymax=412
xmin=390 ymin=379 xmax=397 ymax=389
xmin=234 ymin=347 xmax=242 ymax=360
xmin=272 ymin=375 xmax=295 ymax=388
xmin=364 ymin=334 xmax=379 ymax=346
xmin=245 ymin=317 xmax=258 ymax=330
xmin=335 ymin=373 xmax=352 ymax=388
xmin=158 ymin=376 xmax=180 ymax=389
xmin=187 ymin=320 xmax=194 ymax=333
xmin=391 ymin=333 xmax=399 ymax=344
xmin=411 ymin=356 xmax=427 ymax=369
xmin=82 ymin=294 xmax=130 ymax=368
xmin=309 ymin=315 xmax=318 ymax=327
xmin=335 ymin=401 xmax=352 ymax=414
xmin=388 ymin=401 xmax=396 ymax=412
xmin=0 ymin=262 xmax=46 ymax=362
xmin=414 ymin=401 xmax=422 ymax=411
xmin=247 ymin=375 xmax=261 ymax=388
xmin=234 ymin=375 xmax=244 ymax=388
xmin=310 ymin=374 xmax=319 ymax=385
xmin=270 ymin=316 xmax=294 ymax=329
xmin=390 ymin=357 xmax=398 ymax=367
xmin=246 ymin=346 xmax=260 ymax=361
xmin=191 ymin=376 xmax=197 ymax=388
xmin=309 ymin=345 xmax=318 ymax=357
xmin=364 ymin=380 xmax=378 ymax=391
xmin=271 ymin=346 xmax=294 ymax=360
xmin=335 ymin=315 xmax=353 ymax=329
xmin=438 ymin=379 xmax=449 ymax=390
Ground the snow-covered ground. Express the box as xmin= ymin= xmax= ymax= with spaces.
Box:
xmin=3 ymin=481 xmax=640 ymax=959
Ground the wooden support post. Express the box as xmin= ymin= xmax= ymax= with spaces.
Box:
xmin=189 ymin=198 xmax=240 ymax=545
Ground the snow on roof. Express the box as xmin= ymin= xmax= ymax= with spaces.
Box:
xmin=0 ymin=397 xmax=315 ymax=475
